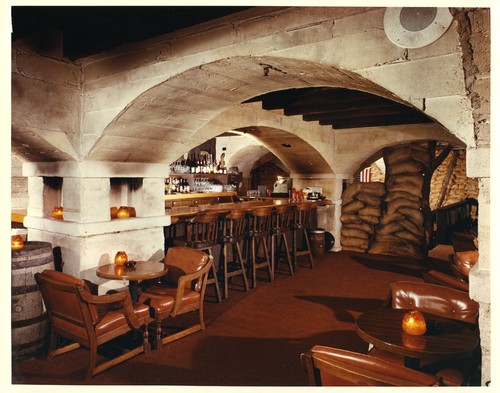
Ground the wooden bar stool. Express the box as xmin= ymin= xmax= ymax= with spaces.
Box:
xmin=246 ymin=207 xmax=274 ymax=288
xmin=271 ymin=204 xmax=294 ymax=275
xmin=219 ymin=209 xmax=250 ymax=299
xmin=180 ymin=211 xmax=222 ymax=303
xmin=164 ymin=216 xmax=180 ymax=252
xmin=292 ymin=202 xmax=314 ymax=270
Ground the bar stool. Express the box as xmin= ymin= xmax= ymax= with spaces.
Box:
xmin=271 ymin=204 xmax=294 ymax=275
xmin=292 ymin=202 xmax=314 ymax=270
xmin=182 ymin=211 xmax=222 ymax=303
xmin=164 ymin=216 xmax=179 ymax=252
xmin=246 ymin=206 xmax=274 ymax=288
xmin=219 ymin=209 xmax=250 ymax=299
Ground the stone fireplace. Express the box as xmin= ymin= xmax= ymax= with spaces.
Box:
xmin=22 ymin=161 xmax=170 ymax=294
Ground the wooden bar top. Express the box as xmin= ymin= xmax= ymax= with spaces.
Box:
xmin=166 ymin=198 xmax=332 ymax=220
xmin=11 ymin=210 xmax=27 ymax=224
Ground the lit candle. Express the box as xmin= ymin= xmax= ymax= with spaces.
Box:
xmin=51 ymin=206 xmax=64 ymax=220
xmin=402 ymin=310 xmax=427 ymax=336
xmin=11 ymin=235 xmax=25 ymax=250
xmin=114 ymin=251 xmax=128 ymax=265
xmin=116 ymin=206 xmax=130 ymax=219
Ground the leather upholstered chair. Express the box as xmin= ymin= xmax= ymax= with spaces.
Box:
xmin=34 ymin=269 xmax=151 ymax=379
xmin=139 ymin=246 xmax=213 ymax=349
xmin=372 ymin=280 xmax=480 ymax=386
xmin=422 ymin=269 xmax=469 ymax=292
xmin=451 ymin=251 xmax=478 ymax=282
xmin=300 ymin=345 xmax=440 ymax=386
xmin=386 ymin=281 xmax=479 ymax=324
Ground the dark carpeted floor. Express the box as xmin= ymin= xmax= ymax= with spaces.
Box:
xmin=12 ymin=250 xmax=448 ymax=386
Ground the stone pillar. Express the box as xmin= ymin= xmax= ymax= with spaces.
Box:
xmin=63 ymin=178 xmax=110 ymax=222
xmin=469 ymin=177 xmax=491 ymax=385
xmin=331 ymin=175 xmax=345 ymax=252
xmin=22 ymin=162 xmax=171 ymax=294
xmin=291 ymin=173 xmax=343 ymax=251
xmin=27 ymin=176 xmax=44 ymax=218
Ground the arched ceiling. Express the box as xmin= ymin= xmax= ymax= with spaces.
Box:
xmin=233 ymin=126 xmax=333 ymax=174
xmin=84 ymin=56 xmax=461 ymax=175
xmin=12 ymin=54 xmax=463 ymax=178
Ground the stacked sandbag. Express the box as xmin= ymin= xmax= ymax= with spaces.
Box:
xmin=429 ymin=150 xmax=479 ymax=210
xmin=340 ymin=182 xmax=385 ymax=252
xmin=369 ymin=145 xmax=428 ymax=259
xmin=370 ymin=162 xmax=385 ymax=182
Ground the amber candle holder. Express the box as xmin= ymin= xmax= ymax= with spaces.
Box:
xmin=114 ymin=251 xmax=128 ymax=265
xmin=116 ymin=206 xmax=130 ymax=219
xmin=11 ymin=235 xmax=25 ymax=251
xmin=402 ymin=310 xmax=427 ymax=336
xmin=51 ymin=206 xmax=64 ymax=220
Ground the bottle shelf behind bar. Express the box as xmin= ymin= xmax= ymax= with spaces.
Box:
xmin=167 ymin=173 xmax=241 ymax=194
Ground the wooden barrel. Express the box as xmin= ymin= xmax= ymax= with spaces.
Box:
xmin=11 ymin=241 xmax=54 ymax=361
xmin=308 ymin=228 xmax=325 ymax=257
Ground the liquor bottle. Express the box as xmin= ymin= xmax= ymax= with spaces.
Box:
xmin=195 ymin=155 xmax=200 ymax=173
xmin=190 ymin=154 xmax=196 ymax=173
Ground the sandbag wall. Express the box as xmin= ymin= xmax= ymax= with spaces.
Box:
xmin=340 ymin=182 xmax=386 ymax=252
xmin=429 ymin=149 xmax=479 ymax=210
xmin=368 ymin=145 xmax=429 ymax=259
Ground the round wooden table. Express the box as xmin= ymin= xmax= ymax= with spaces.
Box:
xmin=96 ymin=261 xmax=167 ymax=302
xmin=356 ymin=308 xmax=479 ymax=369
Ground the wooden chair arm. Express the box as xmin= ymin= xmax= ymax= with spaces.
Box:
xmin=78 ymin=287 xmax=128 ymax=304
xmin=78 ymin=287 xmax=144 ymax=329
xmin=171 ymin=256 xmax=213 ymax=317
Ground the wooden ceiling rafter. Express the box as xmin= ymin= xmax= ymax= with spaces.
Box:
xmin=245 ymin=87 xmax=434 ymax=130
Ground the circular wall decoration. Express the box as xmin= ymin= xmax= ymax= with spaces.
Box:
xmin=384 ymin=7 xmax=453 ymax=49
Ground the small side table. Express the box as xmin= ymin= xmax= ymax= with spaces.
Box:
xmin=96 ymin=261 xmax=167 ymax=302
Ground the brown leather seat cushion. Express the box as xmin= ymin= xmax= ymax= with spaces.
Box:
xmin=96 ymin=310 xmax=134 ymax=336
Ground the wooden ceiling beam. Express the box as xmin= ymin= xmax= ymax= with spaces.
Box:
xmin=284 ymin=96 xmax=391 ymax=115
xmin=301 ymin=104 xmax=407 ymax=121
xmin=326 ymin=114 xmax=433 ymax=129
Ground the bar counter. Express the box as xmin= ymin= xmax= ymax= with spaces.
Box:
xmin=165 ymin=194 xmax=332 ymax=221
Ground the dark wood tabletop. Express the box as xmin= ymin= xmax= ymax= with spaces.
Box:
xmin=96 ymin=261 xmax=167 ymax=281
xmin=96 ymin=261 xmax=167 ymax=301
xmin=356 ymin=308 xmax=479 ymax=368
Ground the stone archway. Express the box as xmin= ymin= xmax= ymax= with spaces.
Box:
xmin=84 ymin=55 xmax=461 ymax=172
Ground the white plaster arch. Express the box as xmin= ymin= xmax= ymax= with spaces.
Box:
xmin=85 ymin=55 xmax=462 ymax=180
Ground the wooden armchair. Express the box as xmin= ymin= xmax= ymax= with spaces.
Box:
xmin=300 ymin=345 xmax=440 ymax=386
xmin=34 ymin=269 xmax=151 ymax=379
xmin=139 ymin=246 xmax=213 ymax=349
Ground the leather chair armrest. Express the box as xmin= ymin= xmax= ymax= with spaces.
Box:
xmin=78 ymin=287 xmax=144 ymax=329
xmin=170 ymin=256 xmax=213 ymax=317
